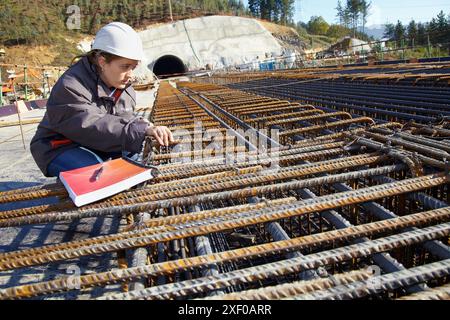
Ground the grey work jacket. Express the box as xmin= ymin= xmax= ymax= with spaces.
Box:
xmin=30 ymin=56 xmax=149 ymax=177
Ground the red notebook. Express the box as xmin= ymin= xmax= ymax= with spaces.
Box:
xmin=59 ymin=158 xmax=155 ymax=207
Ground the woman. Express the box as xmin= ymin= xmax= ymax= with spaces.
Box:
xmin=31 ymin=22 xmax=173 ymax=177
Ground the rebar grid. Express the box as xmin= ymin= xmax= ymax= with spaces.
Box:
xmin=0 ymin=79 xmax=449 ymax=300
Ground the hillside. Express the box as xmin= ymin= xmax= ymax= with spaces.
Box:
xmin=0 ymin=0 xmax=249 ymax=67
xmin=0 ymin=1 xmax=331 ymax=67
xmin=0 ymin=0 xmax=85 ymax=66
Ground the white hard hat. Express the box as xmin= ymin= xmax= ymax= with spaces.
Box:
xmin=7 ymin=69 xmax=16 ymax=78
xmin=92 ymin=22 xmax=144 ymax=61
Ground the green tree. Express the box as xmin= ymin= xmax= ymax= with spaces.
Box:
xmin=346 ymin=0 xmax=364 ymax=37
xmin=417 ymin=22 xmax=427 ymax=46
xmin=295 ymin=21 xmax=309 ymax=37
xmin=360 ymin=0 xmax=371 ymax=34
xmin=279 ymin=0 xmax=295 ymax=25
xmin=336 ymin=0 xmax=345 ymax=25
xmin=307 ymin=16 xmax=330 ymax=35
xmin=435 ymin=10 xmax=449 ymax=43
xmin=383 ymin=22 xmax=395 ymax=40
xmin=407 ymin=20 xmax=418 ymax=47
xmin=259 ymin=0 xmax=270 ymax=20
xmin=336 ymin=0 xmax=351 ymax=28
xmin=327 ymin=24 xmax=350 ymax=38
xmin=394 ymin=20 xmax=405 ymax=45
xmin=270 ymin=0 xmax=280 ymax=22
xmin=248 ymin=0 xmax=260 ymax=16
xmin=428 ymin=17 xmax=438 ymax=43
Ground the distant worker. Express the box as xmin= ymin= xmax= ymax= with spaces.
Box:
xmin=31 ymin=22 xmax=174 ymax=177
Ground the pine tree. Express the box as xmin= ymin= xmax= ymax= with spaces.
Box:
xmin=436 ymin=10 xmax=448 ymax=43
xmin=269 ymin=0 xmax=279 ymax=22
xmin=248 ymin=0 xmax=259 ymax=17
xmin=394 ymin=20 xmax=405 ymax=45
xmin=383 ymin=22 xmax=395 ymax=40
xmin=260 ymin=0 xmax=270 ymax=20
xmin=336 ymin=0 xmax=351 ymax=28
xmin=407 ymin=20 xmax=418 ymax=47
xmin=237 ymin=0 xmax=245 ymax=15
xmin=360 ymin=0 xmax=371 ymax=34
xmin=346 ymin=0 xmax=362 ymax=37
xmin=417 ymin=22 xmax=426 ymax=46
xmin=279 ymin=0 xmax=294 ymax=25
xmin=428 ymin=18 xmax=438 ymax=43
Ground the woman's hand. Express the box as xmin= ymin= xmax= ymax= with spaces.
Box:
xmin=145 ymin=125 xmax=174 ymax=146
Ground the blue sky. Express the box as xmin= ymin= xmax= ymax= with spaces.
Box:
xmin=245 ymin=0 xmax=450 ymax=26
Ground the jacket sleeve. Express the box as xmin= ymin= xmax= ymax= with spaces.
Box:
xmin=46 ymin=76 xmax=149 ymax=153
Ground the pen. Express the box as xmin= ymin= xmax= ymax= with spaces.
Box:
xmin=93 ymin=158 xmax=111 ymax=181
xmin=93 ymin=166 xmax=104 ymax=181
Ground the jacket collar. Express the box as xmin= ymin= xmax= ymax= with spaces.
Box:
xmin=80 ymin=56 xmax=133 ymax=101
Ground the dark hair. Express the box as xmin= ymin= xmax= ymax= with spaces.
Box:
xmin=71 ymin=50 xmax=121 ymax=67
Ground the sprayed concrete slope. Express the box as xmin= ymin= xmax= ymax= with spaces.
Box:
xmin=80 ymin=16 xmax=284 ymax=78
xmin=139 ymin=15 xmax=283 ymax=72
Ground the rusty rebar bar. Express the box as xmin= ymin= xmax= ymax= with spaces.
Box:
xmin=1 ymin=207 xmax=449 ymax=299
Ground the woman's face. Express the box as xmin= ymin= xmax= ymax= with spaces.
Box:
xmin=98 ymin=56 xmax=139 ymax=89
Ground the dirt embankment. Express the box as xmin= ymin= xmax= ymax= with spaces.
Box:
xmin=259 ymin=20 xmax=307 ymax=52
xmin=2 ymin=46 xmax=59 ymax=66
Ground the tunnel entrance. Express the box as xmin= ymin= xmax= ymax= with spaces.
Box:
xmin=152 ymin=55 xmax=187 ymax=78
